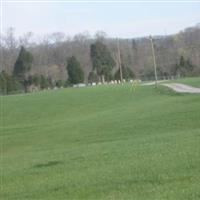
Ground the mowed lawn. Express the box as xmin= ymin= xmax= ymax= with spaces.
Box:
xmin=1 ymin=80 xmax=200 ymax=200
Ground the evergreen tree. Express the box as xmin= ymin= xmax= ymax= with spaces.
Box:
xmin=13 ymin=46 xmax=33 ymax=91
xmin=40 ymin=75 xmax=51 ymax=89
xmin=0 ymin=71 xmax=23 ymax=95
xmin=0 ymin=71 xmax=7 ymax=94
xmin=88 ymin=71 xmax=99 ymax=83
xmin=114 ymin=65 xmax=135 ymax=80
xmin=55 ymin=80 xmax=65 ymax=88
xmin=67 ymin=56 xmax=84 ymax=84
xmin=13 ymin=46 xmax=33 ymax=79
xmin=175 ymin=56 xmax=195 ymax=77
xmin=90 ymin=41 xmax=115 ymax=82
xmin=32 ymin=75 xmax=41 ymax=86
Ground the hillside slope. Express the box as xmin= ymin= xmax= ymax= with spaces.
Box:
xmin=1 ymin=83 xmax=200 ymax=199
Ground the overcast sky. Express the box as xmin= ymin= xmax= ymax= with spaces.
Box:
xmin=2 ymin=1 xmax=200 ymax=38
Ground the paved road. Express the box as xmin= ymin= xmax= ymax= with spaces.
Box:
xmin=163 ymin=83 xmax=200 ymax=93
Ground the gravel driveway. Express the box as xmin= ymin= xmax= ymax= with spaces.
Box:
xmin=163 ymin=83 xmax=200 ymax=93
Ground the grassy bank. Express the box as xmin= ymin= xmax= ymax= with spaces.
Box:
xmin=1 ymin=81 xmax=200 ymax=199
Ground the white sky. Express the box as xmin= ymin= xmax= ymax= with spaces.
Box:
xmin=1 ymin=1 xmax=200 ymax=38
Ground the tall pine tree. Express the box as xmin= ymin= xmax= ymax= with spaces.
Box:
xmin=13 ymin=46 xmax=33 ymax=89
xmin=67 ymin=56 xmax=84 ymax=84
xmin=90 ymin=41 xmax=115 ymax=82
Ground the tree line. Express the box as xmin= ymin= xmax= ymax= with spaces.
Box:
xmin=0 ymin=39 xmax=136 ymax=94
xmin=0 ymin=24 xmax=200 ymax=94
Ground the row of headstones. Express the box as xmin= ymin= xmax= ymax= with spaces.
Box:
xmin=34 ymin=76 xmax=176 ymax=90
xmin=73 ymin=79 xmax=142 ymax=88
xmin=48 ymin=76 xmax=175 ymax=90
xmin=70 ymin=75 xmax=179 ymax=89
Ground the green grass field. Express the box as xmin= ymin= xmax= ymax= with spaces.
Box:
xmin=1 ymin=78 xmax=200 ymax=199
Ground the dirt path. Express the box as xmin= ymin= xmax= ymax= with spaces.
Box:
xmin=163 ymin=83 xmax=200 ymax=93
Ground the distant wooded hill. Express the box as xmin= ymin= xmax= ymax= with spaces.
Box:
xmin=1 ymin=24 xmax=200 ymax=82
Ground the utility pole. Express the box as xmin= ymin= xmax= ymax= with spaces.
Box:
xmin=149 ymin=35 xmax=158 ymax=87
xmin=117 ymin=38 xmax=123 ymax=82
